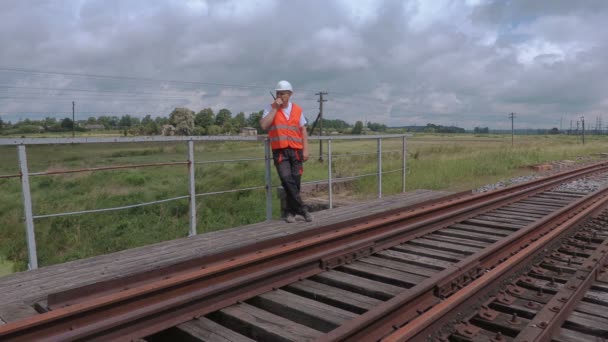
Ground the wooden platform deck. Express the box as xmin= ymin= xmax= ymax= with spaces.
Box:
xmin=0 ymin=189 xmax=452 ymax=323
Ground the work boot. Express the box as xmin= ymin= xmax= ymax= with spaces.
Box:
xmin=303 ymin=210 xmax=313 ymax=222
xmin=285 ymin=213 xmax=296 ymax=223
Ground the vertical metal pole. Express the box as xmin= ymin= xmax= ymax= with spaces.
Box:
xmin=328 ymin=139 xmax=333 ymax=209
xmin=187 ymin=140 xmax=197 ymax=236
xmin=377 ymin=138 xmax=382 ymax=199
xmin=72 ymin=101 xmax=75 ymax=138
xmin=402 ymin=136 xmax=407 ymax=193
xmin=18 ymin=145 xmax=38 ymax=270
xmin=264 ymin=139 xmax=273 ymax=221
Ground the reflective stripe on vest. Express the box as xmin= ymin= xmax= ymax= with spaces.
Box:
xmin=268 ymin=103 xmax=304 ymax=150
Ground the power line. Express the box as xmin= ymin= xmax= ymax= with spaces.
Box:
xmin=0 ymin=66 xmax=270 ymax=90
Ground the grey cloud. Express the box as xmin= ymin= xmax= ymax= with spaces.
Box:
xmin=0 ymin=0 xmax=607 ymax=130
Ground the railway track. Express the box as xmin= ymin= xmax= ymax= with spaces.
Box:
xmin=2 ymin=161 xmax=608 ymax=341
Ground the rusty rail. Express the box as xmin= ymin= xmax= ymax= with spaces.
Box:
xmin=381 ymin=186 xmax=608 ymax=342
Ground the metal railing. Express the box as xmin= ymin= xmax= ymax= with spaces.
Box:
xmin=0 ymin=134 xmax=409 ymax=270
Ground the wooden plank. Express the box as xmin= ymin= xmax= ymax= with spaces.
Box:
xmin=434 ymin=228 xmax=501 ymax=244
xmin=338 ymin=261 xmax=427 ymax=288
xmin=520 ymin=199 xmax=564 ymax=207
xmin=360 ymin=256 xmax=437 ymax=278
xmin=535 ymin=194 xmax=578 ymax=202
xmin=499 ymin=205 xmax=551 ymax=215
xmin=525 ymin=197 xmax=572 ymax=205
xmin=493 ymin=208 xmax=544 ymax=218
xmin=377 ymin=249 xmax=453 ymax=270
xmin=584 ymin=289 xmax=608 ymax=306
xmin=312 ymin=270 xmax=402 ymax=300
xmin=508 ymin=202 xmax=557 ymax=211
xmin=423 ymin=234 xmax=490 ymax=249
xmin=479 ymin=212 xmax=537 ymax=222
xmin=543 ymin=190 xmax=585 ymax=198
xmin=553 ymin=327 xmax=599 ymax=342
xmin=0 ymin=302 xmax=39 ymax=323
xmin=392 ymin=244 xmax=464 ymax=262
xmin=284 ymin=279 xmax=381 ymax=314
xmin=474 ymin=214 xmax=535 ymax=224
xmin=176 ymin=316 xmax=255 ymax=342
xmin=462 ymin=218 xmax=524 ymax=230
xmin=408 ymin=238 xmax=481 ymax=255
xmin=575 ymin=302 xmax=608 ymax=319
xmin=249 ymin=289 xmax=357 ymax=332
xmin=213 ymin=303 xmax=323 ymax=341
xmin=564 ymin=311 xmax=608 ymax=336
xmin=449 ymin=223 xmax=513 ymax=236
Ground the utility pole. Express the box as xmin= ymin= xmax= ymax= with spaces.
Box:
xmin=316 ymin=91 xmax=328 ymax=162
xmin=581 ymin=115 xmax=585 ymax=145
xmin=508 ymin=112 xmax=515 ymax=147
xmin=72 ymin=101 xmax=75 ymax=138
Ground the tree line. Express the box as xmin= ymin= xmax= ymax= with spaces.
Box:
xmin=0 ymin=108 xmax=391 ymax=136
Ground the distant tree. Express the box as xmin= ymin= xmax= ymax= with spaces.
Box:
xmin=119 ymin=115 xmax=133 ymax=128
xmin=169 ymin=107 xmax=195 ymax=135
xmin=42 ymin=117 xmax=59 ymax=131
xmin=247 ymin=110 xmax=263 ymax=132
xmin=195 ymin=108 xmax=215 ymax=127
xmin=222 ymin=121 xmax=235 ymax=134
xmin=0 ymin=116 xmax=4 ymax=131
xmin=353 ymin=121 xmax=364 ymax=134
xmin=142 ymin=118 xmax=159 ymax=135
xmin=473 ymin=127 xmax=489 ymax=134
xmin=155 ymin=116 xmax=170 ymax=126
xmin=86 ymin=117 xmax=97 ymax=124
xmin=549 ymin=127 xmax=560 ymax=135
xmin=367 ymin=121 xmax=387 ymax=132
xmin=206 ymin=124 xmax=222 ymax=135
xmin=215 ymin=108 xmax=232 ymax=126
xmin=233 ymin=112 xmax=246 ymax=130
xmin=141 ymin=115 xmax=153 ymax=126
xmin=61 ymin=117 xmax=74 ymax=131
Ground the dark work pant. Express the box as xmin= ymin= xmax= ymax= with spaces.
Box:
xmin=273 ymin=148 xmax=307 ymax=216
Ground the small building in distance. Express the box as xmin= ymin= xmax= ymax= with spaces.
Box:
xmin=84 ymin=124 xmax=105 ymax=131
xmin=240 ymin=127 xmax=257 ymax=136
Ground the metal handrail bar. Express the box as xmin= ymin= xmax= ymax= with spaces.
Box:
xmin=333 ymin=172 xmax=378 ymax=182
xmin=195 ymin=186 xmax=266 ymax=197
xmin=33 ymin=195 xmax=191 ymax=219
xmin=0 ymin=134 xmax=409 ymax=146
xmin=194 ymin=157 xmax=265 ymax=164
xmin=28 ymin=162 xmax=187 ymax=177
xmin=0 ymin=173 xmax=20 ymax=179
xmin=0 ymin=136 xmax=261 ymax=145
xmin=331 ymin=150 xmax=403 ymax=158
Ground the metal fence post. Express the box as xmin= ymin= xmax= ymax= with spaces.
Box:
xmin=17 ymin=145 xmax=38 ymax=270
xmin=187 ymin=140 xmax=197 ymax=236
xmin=402 ymin=136 xmax=407 ymax=193
xmin=328 ymin=139 xmax=333 ymax=209
xmin=264 ymin=139 xmax=273 ymax=221
xmin=377 ymin=138 xmax=382 ymax=198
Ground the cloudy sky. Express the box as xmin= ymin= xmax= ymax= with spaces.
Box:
xmin=1 ymin=0 xmax=607 ymax=129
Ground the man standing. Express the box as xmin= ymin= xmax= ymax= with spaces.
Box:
xmin=260 ymin=80 xmax=313 ymax=223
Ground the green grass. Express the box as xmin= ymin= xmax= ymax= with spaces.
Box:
xmin=1 ymin=134 xmax=607 ymax=273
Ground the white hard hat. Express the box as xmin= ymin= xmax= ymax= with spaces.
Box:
xmin=275 ymin=80 xmax=293 ymax=92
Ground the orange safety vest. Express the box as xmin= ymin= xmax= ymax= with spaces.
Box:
xmin=268 ymin=103 xmax=304 ymax=150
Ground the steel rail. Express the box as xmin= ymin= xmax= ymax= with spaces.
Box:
xmin=316 ymin=184 xmax=608 ymax=342
xmin=1 ymin=162 xmax=608 ymax=341
xmin=512 ymin=227 xmax=608 ymax=342
xmin=379 ymin=186 xmax=608 ymax=342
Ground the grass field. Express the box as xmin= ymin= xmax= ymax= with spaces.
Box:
xmin=1 ymin=133 xmax=606 ymax=274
